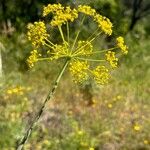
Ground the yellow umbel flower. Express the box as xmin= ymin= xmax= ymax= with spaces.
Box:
xmin=27 ymin=50 xmax=41 ymax=68
xmin=27 ymin=21 xmax=49 ymax=48
xmin=51 ymin=8 xmax=78 ymax=26
xmin=69 ymin=60 xmax=89 ymax=83
xmin=43 ymin=4 xmax=78 ymax=26
xmin=26 ymin=3 xmax=128 ymax=85
xmin=92 ymin=66 xmax=109 ymax=84
xmin=43 ymin=3 xmax=63 ymax=16
xmin=94 ymin=14 xmax=113 ymax=36
xmin=105 ymin=51 xmax=118 ymax=68
xmin=78 ymin=5 xmax=96 ymax=16
xmin=116 ymin=36 xmax=128 ymax=54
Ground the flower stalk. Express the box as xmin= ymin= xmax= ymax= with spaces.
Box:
xmin=17 ymin=59 xmax=70 ymax=150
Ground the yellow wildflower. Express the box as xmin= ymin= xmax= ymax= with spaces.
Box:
xmin=89 ymin=148 xmax=95 ymax=150
xmin=105 ymin=51 xmax=118 ymax=68
xmin=27 ymin=50 xmax=41 ymax=68
xmin=143 ymin=140 xmax=149 ymax=145
xmin=78 ymin=5 xmax=96 ymax=16
xmin=77 ymin=130 xmax=84 ymax=136
xmin=92 ymin=66 xmax=110 ymax=84
xmin=43 ymin=4 xmax=78 ymax=26
xmin=27 ymin=3 xmax=128 ymax=85
xmin=108 ymin=103 xmax=113 ymax=108
xmin=116 ymin=36 xmax=128 ymax=54
xmin=133 ymin=124 xmax=141 ymax=131
xmin=27 ymin=21 xmax=48 ymax=47
xmin=69 ymin=60 xmax=89 ymax=83
xmin=6 ymin=86 xmax=25 ymax=95
xmin=43 ymin=3 xmax=63 ymax=16
xmin=94 ymin=15 xmax=112 ymax=35
xmin=7 ymin=89 xmax=13 ymax=95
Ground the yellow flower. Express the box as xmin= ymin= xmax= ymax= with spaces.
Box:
xmin=133 ymin=124 xmax=141 ymax=131
xmin=108 ymin=103 xmax=113 ymax=108
xmin=92 ymin=66 xmax=110 ymax=84
xmin=69 ymin=60 xmax=89 ymax=83
xmin=78 ymin=5 xmax=96 ymax=16
xmin=7 ymin=89 xmax=13 ymax=95
xmin=43 ymin=3 xmax=63 ymax=16
xmin=27 ymin=50 xmax=41 ymax=68
xmin=94 ymin=15 xmax=112 ymax=36
xmin=105 ymin=51 xmax=118 ymax=68
xmin=77 ymin=130 xmax=84 ymax=136
xmin=143 ymin=140 xmax=149 ymax=145
xmin=89 ymin=148 xmax=95 ymax=150
xmin=27 ymin=3 xmax=127 ymax=85
xmin=43 ymin=4 xmax=78 ymax=26
xmin=6 ymin=86 xmax=25 ymax=95
xmin=116 ymin=36 xmax=128 ymax=54
xmin=27 ymin=21 xmax=48 ymax=47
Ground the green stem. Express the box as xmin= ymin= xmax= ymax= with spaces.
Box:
xmin=75 ymin=57 xmax=105 ymax=62
xmin=45 ymin=38 xmax=55 ymax=46
xmin=58 ymin=25 xmax=65 ymax=43
xmin=17 ymin=59 xmax=70 ymax=150
xmin=73 ymin=47 xmax=117 ymax=57
xmin=66 ymin=22 xmax=70 ymax=44
xmin=45 ymin=43 xmax=54 ymax=49
xmin=71 ymin=16 xmax=85 ymax=50
xmin=73 ymin=32 xmax=102 ymax=56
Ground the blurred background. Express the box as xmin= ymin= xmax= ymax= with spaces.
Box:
xmin=0 ymin=0 xmax=150 ymax=149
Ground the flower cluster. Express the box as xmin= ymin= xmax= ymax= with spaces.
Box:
xmin=92 ymin=66 xmax=109 ymax=84
xmin=6 ymin=86 xmax=31 ymax=95
xmin=105 ymin=51 xmax=118 ymax=68
xmin=27 ymin=3 xmax=128 ymax=85
xmin=94 ymin=15 xmax=112 ymax=36
xmin=27 ymin=21 xmax=48 ymax=47
xmin=78 ymin=5 xmax=112 ymax=35
xmin=78 ymin=5 xmax=96 ymax=16
xmin=27 ymin=50 xmax=41 ymax=68
xmin=116 ymin=36 xmax=128 ymax=54
xmin=69 ymin=60 xmax=89 ymax=83
xmin=43 ymin=4 xmax=78 ymax=26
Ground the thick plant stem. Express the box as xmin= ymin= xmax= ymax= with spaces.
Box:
xmin=17 ymin=59 xmax=70 ymax=150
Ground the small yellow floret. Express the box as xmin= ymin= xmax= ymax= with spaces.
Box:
xmin=69 ymin=60 xmax=89 ymax=83
xmin=89 ymin=148 xmax=95 ymax=150
xmin=105 ymin=51 xmax=118 ymax=68
xmin=143 ymin=140 xmax=149 ymax=145
xmin=27 ymin=50 xmax=41 ymax=68
xmin=94 ymin=15 xmax=112 ymax=36
xmin=27 ymin=21 xmax=48 ymax=47
xmin=92 ymin=66 xmax=109 ymax=84
xmin=43 ymin=3 xmax=63 ymax=16
xmin=43 ymin=4 xmax=78 ymax=26
xmin=116 ymin=36 xmax=128 ymax=54
xmin=78 ymin=5 xmax=96 ymax=16
xmin=108 ymin=103 xmax=113 ymax=108
xmin=77 ymin=130 xmax=84 ymax=136
xmin=133 ymin=125 xmax=141 ymax=131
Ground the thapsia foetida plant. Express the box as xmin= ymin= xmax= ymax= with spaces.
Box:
xmin=17 ymin=4 xmax=128 ymax=149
